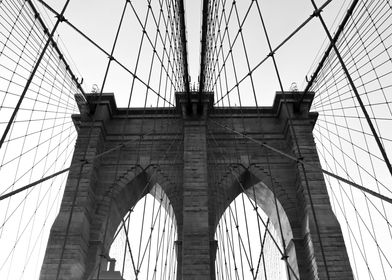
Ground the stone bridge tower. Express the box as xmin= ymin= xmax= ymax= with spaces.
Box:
xmin=40 ymin=91 xmax=354 ymax=280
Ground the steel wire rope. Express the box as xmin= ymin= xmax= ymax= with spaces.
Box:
xmin=213 ymin=0 xmax=335 ymax=105
xmin=18 ymin=66 xmax=73 ymax=279
xmin=121 ymin=2 xmax=173 ymax=276
xmin=304 ymin=0 xmax=380 ymax=94
xmin=86 ymin=3 xmax=134 ymax=278
xmin=211 ymin=122 xmax=392 ymax=276
xmin=35 ymin=0 xmax=175 ymax=106
xmin=140 ymin=2 xmax=178 ymax=274
xmin=98 ymin=133 xmax=183 ymax=279
xmin=9 ymin=0 xmax=84 ymax=95
xmin=210 ymin=119 xmax=392 ymax=203
xmin=315 ymin=62 xmax=375 ymax=279
xmin=207 ymin=129 xmax=243 ymax=280
xmin=0 ymin=133 xmax=76 ymax=273
xmin=305 ymin=2 xmax=392 ymax=274
xmin=214 ymin=1 xmax=259 ymax=277
xmin=312 ymin=133 xmax=392 ymax=272
xmin=315 ymin=120 xmax=362 ymax=279
xmin=207 ymin=126 xmax=300 ymax=280
xmin=324 ymin=29 xmax=392 ymax=240
xmin=236 ymin=0 xmax=296 ymax=276
xmin=313 ymin=118 xmax=392 ymax=197
xmin=0 ymin=0 xmax=72 ymax=152
xmin=308 ymin=1 xmax=392 ymax=199
xmin=86 ymin=129 xmax=183 ymax=279
xmin=309 ymin=0 xmax=392 ymax=182
xmin=204 ymin=6 xmax=242 ymax=279
xmin=127 ymin=0 xmax=183 ymax=94
xmin=205 ymin=3 xmax=265 ymax=277
xmin=147 ymin=190 xmax=161 ymax=280
xmin=4 ymin=44 xmax=64 ymax=277
xmin=315 ymin=136 xmax=391 ymax=278
xmin=0 ymin=40 xmax=61 ymax=238
xmin=303 ymin=0 xmax=351 ymax=89
xmin=257 ymin=1 xmax=340 ymax=277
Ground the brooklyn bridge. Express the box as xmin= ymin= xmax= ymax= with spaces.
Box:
xmin=0 ymin=0 xmax=391 ymax=279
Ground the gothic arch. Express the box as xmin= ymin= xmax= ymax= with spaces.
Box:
xmin=213 ymin=168 xmax=300 ymax=278
xmin=85 ymin=168 xmax=179 ymax=279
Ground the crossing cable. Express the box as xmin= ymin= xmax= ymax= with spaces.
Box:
xmin=0 ymin=84 xmax=77 ymax=217
xmin=314 ymin=118 xmax=392 ymax=196
xmin=112 ymin=2 xmax=179 ymax=275
xmin=87 ymin=130 xmax=183 ymax=279
xmin=211 ymin=0 xmax=334 ymax=105
xmin=210 ymin=119 xmax=392 ymax=205
xmin=0 ymin=0 xmax=84 ymax=97
xmin=256 ymin=3 xmax=342 ymax=277
xmin=311 ymin=23 xmax=392 ymax=145
xmin=36 ymin=0 xmax=176 ymax=106
xmin=18 ymin=66 xmax=75 ymax=279
xmin=0 ymin=0 xmax=71 ymax=151
xmin=127 ymin=0 xmax=183 ymax=94
xmin=3 ymin=41 xmax=58 ymax=271
xmin=313 ymin=134 xmax=392 ymax=272
xmin=206 ymin=2 xmax=295 ymax=276
xmin=207 ymin=128 xmax=300 ymax=279
xmin=318 ymin=142 xmax=392 ymax=277
xmin=0 ymin=136 xmax=76 ymax=273
xmin=207 ymin=131 xmax=248 ymax=279
xmin=310 ymin=0 xmax=392 ymax=110
xmin=309 ymin=0 xmax=392 ymax=179
xmin=237 ymin=0 xmax=294 ymax=276
xmin=90 ymin=2 xmax=131 ymax=278
xmin=256 ymin=219 xmax=270 ymax=279
xmin=25 ymin=0 xmax=84 ymax=94
xmin=303 ymin=0 xmax=360 ymax=95
xmin=95 ymin=13 xmax=183 ymax=269
xmin=340 ymin=0 xmax=392 ymax=243
xmin=326 ymin=25 xmax=392 ymax=230
xmin=0 ymin=130 xmax=153 ymax=200
xmin=133 ymin=3 xmax=179 ymax=278
xmin=207 ymin=2 xmax=261 ymax=276
xmin=315 ymin=65 xmax=380 ymax=280
xmin=86 ymin=130 xmax=182 ymax=279
xmin=52 ymin=1 xmax=185 ymax=271
xmin=314 ymin=123 xmax=392 ymax=224
xmin=207 ymin=125 xmax=297 ymax=279
xmin=93 ymin=0 xmax=184 ymax=272
xmin=0 ymin=2 xmax=80 ymax=262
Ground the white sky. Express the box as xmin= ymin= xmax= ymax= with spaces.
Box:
xmin=2 ymin=0 xmax=392 ymax=279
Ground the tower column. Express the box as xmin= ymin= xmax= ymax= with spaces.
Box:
xmin=182 ymin=120 xmax=211 ymax=279
xmin=178 ymin=92 xmax=215 ymax=280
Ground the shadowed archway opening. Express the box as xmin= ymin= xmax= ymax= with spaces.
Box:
xmin=214 ymin=173 xmax=301 ymax=280
xmin=107 ymin=183 xmax=177 ymax=280
xmin=215 ymin=192 xmax=288 ymax=280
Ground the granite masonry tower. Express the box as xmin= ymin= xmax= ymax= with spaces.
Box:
xmin=39 ymin=91 xmax=354 ymax=280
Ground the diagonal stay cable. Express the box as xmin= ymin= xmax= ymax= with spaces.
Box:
xmin=210 ymin=119 xmax=392 ymax=205
xmin=0 ymin=130 xmax=155 ymax=201
xmin=213 ymin=0 xmax=334 ymax=105
xmin=309 ymin=0 xmax=392 ymax=179
xmin=36 ymin=0 xmax=175 ymax=106
xmin=0 ymin=0 xmax=71 ymax=151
